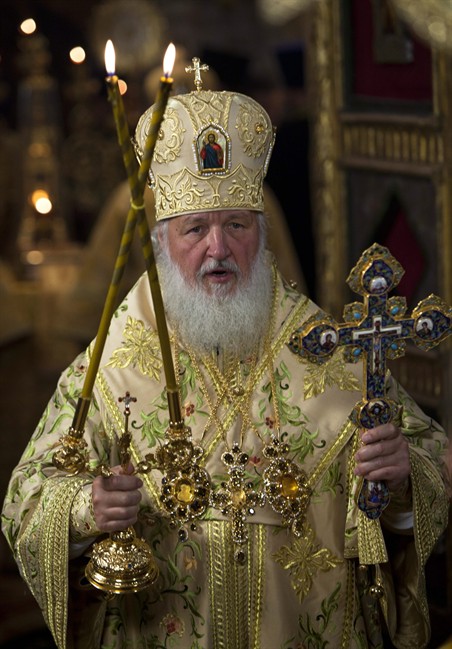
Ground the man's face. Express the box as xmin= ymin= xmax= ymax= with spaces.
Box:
xmin=164 ymin=210 xmax=261 ymax=295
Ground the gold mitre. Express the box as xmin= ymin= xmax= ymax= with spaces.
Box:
xmin=134 ymin=87 xmax=276 ymax=221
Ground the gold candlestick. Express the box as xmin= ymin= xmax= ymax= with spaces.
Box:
xmin=84 ymin=40 xmax=176 ymax=400
xmin=53 ymin=43 xmax=177 ymax=474
xmin=104 ymin=40 xmax=182 ymax=426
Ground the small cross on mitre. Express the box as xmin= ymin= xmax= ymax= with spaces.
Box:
xmin=185 ymin=57 xmax=209 ymax=91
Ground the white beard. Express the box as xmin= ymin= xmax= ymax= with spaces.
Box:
xmin=156 ymin=244 xmax=273 ymax=358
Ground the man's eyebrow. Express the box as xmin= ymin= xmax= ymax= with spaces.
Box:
xmin=180 ymin=215 xmax=207 ymax=226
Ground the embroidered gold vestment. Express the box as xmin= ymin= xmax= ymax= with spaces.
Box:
xmin=2 ymin=270 xmax=449 ymax=649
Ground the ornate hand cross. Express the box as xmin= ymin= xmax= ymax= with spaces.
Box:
xmin=289 ymin=243 xmax=452 ymax=519
xmin=185 ymin=57 xmax=209 ymax=91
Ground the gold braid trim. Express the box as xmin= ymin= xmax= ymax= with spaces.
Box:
xmin=410 ymin=446 xmax=449 ymax=629
xmin=17 ymin=476 xmax=89 ymax=649
xmin=340 ymin=560 xmax=355 ymax=649
xmin=357 ymin=514 xmax=388 ymax=565
xmin=308 ymin=419 xmax=356 ymax=490
xmin=202 ymin=290 xmax=311 ymax=459
xmin=411 ymin=447 xmax=449 ymax=565
xmin=206 ymin=520 xmax=266 ymax=649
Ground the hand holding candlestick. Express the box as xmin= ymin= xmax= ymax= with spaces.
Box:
xmin=85 ymin=392 xmax=159 ymax=594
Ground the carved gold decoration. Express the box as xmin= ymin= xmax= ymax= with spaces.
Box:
xmin=137 ymin=423 xmax=211 ymax=541
xmin=263 ymin=436 xmax=312 ymax=537
xmin=211 ymin=443 xmax=265 ymax=563
xmin=341 ymin=115 xmax=443 ymax=171
xmin=310 ymin=0 xmax=347 ymax=317
xmin=53 ymin=398 xmax=91 ymax=475
xmin=85 ymin=528 xmax=159 ymax=594
xmin=310 ymin=1 xmax=452 ymax=436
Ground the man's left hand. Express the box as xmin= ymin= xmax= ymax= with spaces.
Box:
xmin=354 ymin=423 xmax=410 ymax=491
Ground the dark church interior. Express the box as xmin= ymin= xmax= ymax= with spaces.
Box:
xmin=0 ymin=1 xmax=451 ymax=647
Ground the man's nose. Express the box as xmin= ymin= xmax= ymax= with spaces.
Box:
xmin=206 ymin=227 xmax=230 ymax=259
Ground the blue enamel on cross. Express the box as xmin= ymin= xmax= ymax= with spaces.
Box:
xmin=289 ymin=243 xmax=452 ymax=519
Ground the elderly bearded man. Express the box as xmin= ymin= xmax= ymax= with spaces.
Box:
xmin=2 ymin=78 xmax=449 ymax=649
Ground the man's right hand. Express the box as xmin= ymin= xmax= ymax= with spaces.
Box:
xmin=92 ymin=465 xmax=143 ymax=532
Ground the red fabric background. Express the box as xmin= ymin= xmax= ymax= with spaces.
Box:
xmin=351 ymin=0 xmax=432 ymax=101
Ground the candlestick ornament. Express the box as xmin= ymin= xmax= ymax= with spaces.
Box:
xmin=85 ymin=393 xmax=159 ymax=594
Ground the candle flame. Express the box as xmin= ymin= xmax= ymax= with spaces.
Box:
xmin=163 ymin=43 xmax=176 ymax=78
xmin=105 ymin=39 xmax=115 ymax=76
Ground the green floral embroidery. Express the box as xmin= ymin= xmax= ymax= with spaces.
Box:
xmin=288 ymin=427 xmax=326 ymax=464
xmin=177 ymin=351 xmax=199 ymax=401
xmin=259 ymin=361 xmax=307 ymax=431
xmin=107 ymin=316 xmax=162 ymax=379
xmin=156 ymin=535 xmax=206 ymax=642
xmin=298 ymin=582 xmax=342 ymax=648
xmin=140 ymin=406 xmax=169 ymax=447
xmin=113 ymin=303 xmax=128 ymax=318
xmin=316 ymin=461 xmax=344 ymax=497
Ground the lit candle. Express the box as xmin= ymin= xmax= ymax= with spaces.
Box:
xmin=79 ymin=43 xmax=177 ymax=403
xmin=104 ymin=40 xmax=137 ymax=182
xmin=54 ymin=44 xmax=180 ymax=475
xmin=136 ymin=42 xmax=176 ymax=187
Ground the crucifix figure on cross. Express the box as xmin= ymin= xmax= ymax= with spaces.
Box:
xmin=288 ymin=243 xmax=452 ymax=519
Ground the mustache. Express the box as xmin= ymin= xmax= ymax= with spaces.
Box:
xmin=197 ymin=259 xmax=241 ymax=278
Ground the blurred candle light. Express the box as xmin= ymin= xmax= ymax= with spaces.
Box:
xmin=31 ymin=189 xmax=52 ymax=214
xmin=20 ymin=18 xmax=37 ymax=35
xmin=69 ymin=46 xmax=86 ymax=64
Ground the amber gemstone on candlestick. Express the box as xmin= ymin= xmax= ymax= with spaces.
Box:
xmin=175 ymin=479 xmax=195 ymax=504
xmin=281 ymin=474 xmax=299 ymax=498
